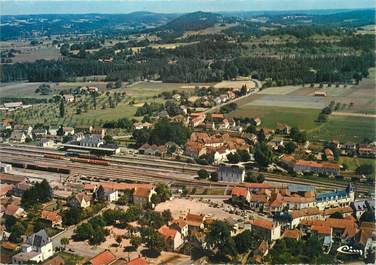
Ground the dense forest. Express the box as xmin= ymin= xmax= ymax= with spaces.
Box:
xmin=1 ymin=9 xmax=375 ymax=85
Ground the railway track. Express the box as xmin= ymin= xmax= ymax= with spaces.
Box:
xmin=0 ymin=145 xmax=216 ymax=174
xmin=0 ymin=147 xmax=372 ymax=194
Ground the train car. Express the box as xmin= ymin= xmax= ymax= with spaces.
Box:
xmin=78 ymin=153 xmax=104 ymax=160
xmin=44 ymin=154 xmax=65 ymax=160
xmin=66 ymin=148 xmax=91 ymax=157
xmin=70 ymin=157 xmax=109 ymax=166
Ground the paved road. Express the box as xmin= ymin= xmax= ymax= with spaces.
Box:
xmin=51 ymin=205 xmax=111 ymax=249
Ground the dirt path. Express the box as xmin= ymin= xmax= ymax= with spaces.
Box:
xmin=332 ymin=112 xmax=376 ymax=118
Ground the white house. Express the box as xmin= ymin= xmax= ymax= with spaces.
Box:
xmin=250 ymin=218 xmax=281 ymax=242
xmin=68 ymin=192 xmax=91 ymax=208
xmin=171 ymin=218 xmax=189 ymax=238
xmin=315 ymin=183 xmax=354 ymax=210
xmin=158 ymin=225 xmax=184 ymax=251
xmin=94 ymin=185 xmax=119 ymax=202
xmin=12 ymin=230 xmax=54 ymax=264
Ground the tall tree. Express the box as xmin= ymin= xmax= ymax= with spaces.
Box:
xmin=59 ymin=98 xmax=65 ymax=118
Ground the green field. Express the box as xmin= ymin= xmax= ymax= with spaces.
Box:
xmin=308 ymin=115 xmax=376 ymax=142
xmin=229 ymin=105 xmax=320 ymax=130
xmin=229 ymin=99 xmax=375 ymax=142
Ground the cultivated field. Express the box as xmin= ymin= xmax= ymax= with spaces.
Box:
xmin=0 ymin=81 xmax=109 ymax=98
xmin=246 ymin=94 xmax=328 ymax=109
xmin=11 ymin=47 xmax=61 ymax=63
xmin=214 ymin=80 xmax=256 ymax=89
xmin=0 ymin=39 xmax=61 ymax=63
xmin=229 ymin=72 xmax=376 ymax=142
xmin=259 ymin=86 xmax=302 ymax=95
xmin=0 ymin=82 xmax=46 ymax=98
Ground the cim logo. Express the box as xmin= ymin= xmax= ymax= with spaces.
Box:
xmin=337 ymin=245 xmax=363 ymax=256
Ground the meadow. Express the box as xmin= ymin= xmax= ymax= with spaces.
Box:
xmin=307 ymin=115 xmax=375 ymax=143
xmin=229 ymin=105 xmax=320 ymax=130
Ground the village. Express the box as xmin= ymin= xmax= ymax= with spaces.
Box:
xmin=0 ymin=80 xmax=375 ymax=264
xmin=0 ymin=4 xmax=375 ymax=264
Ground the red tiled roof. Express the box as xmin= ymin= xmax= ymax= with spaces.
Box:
xmin=250 ymin=194 xmax=268 ymax=203
xmin=133 ymin=187 xmax=152 ymax=198
xmin=5 ymin=202 xmax=21 ymax=216
xmin=75 ymin=192 xmax=90 ymax=203
xmin=252 ymin=218 xmax=273 ymax=230
xmin=172 ymin=218 xmax=188 ymax=229
xmin=89 ymin=250 xmax=117 ymax=265
xmin=158 ymin=225 xmax=178 ymax=239
xmin=242 ymin=183 xmax=273 ymax=189
xmin=322 ymin=206 xmax=353 ymax=216
xmin=282 ymin=229 xmax=301 ymax=240
xmin=0 ymin=184 xmax=13 ymax=197
xmin=0 ymin=173 xmax=25 ymax=184
xmin=127 ymin=257 xmax=148 ymax=265
xmin=41 ymin=210 xmax=62 ymax=224
xmin=312 ymin=225 xmax=332 ymax=235
xmin=290 ymin=207 xmax=321 ymax=219
xmin=231 ymin=187 xmax=249 ymax=198
xmin=186 ymin=213 xmax=205 ymax=227
xmin=302 ymin=218 xmax=357 ymax=238
xmin=83 ymin=182 xmax=153 ymax=192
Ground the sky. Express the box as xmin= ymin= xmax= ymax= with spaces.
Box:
xmin=0 ymin=0 xmax=374 ymax=15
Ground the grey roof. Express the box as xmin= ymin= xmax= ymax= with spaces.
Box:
xmin=352 ymin=200 xmax=368 ymax=211
xmin=26 ymin=229 xmax=50 ymax=248
xmin=288 ymin=184 xmax=315 ymax=193
xmin=218 ymin=165 xmax=244 ymax=175
xmin=316 ymin=189 xmax=348 ymax=202
xmin=80 ymin=135 xmax=102 ymax=145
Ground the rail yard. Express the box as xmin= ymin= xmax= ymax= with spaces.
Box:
xmin=0 ymin=144 xmax=372 ymax=194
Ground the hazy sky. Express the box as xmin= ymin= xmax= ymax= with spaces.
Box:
xmin=0 ymin=0 xmax=374 ymax=15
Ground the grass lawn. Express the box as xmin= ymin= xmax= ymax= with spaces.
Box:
xmin=229 ymin=105 xmax=320 ymax=130
xmin=308 ymin=115 xmax=375 ymax=142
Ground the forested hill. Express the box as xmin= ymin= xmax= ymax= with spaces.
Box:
xmin=0 ymin=12 xmax=178 ymax=40
xmin=157 ymin=11 xmax=224 ymax=32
